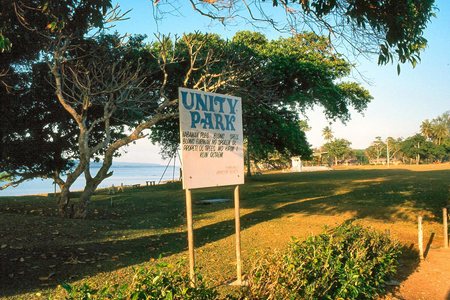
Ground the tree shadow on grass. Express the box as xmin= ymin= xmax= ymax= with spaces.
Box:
xmin=1 ymin=168 xmax=448 ymax=297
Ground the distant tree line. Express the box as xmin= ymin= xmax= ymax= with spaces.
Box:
xmin=311 ymin=111 xmax=450 ymax=166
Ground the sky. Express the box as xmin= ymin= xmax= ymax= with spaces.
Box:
xmin=113 ymin=0 xmax=450 ymax=164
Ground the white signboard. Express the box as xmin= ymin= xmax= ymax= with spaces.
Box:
xmin=179 ymin=87 xmax=244 ymax=189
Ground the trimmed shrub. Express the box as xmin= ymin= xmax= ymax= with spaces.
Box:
xmin=62 ymin=261 xmax=218 ymax=300
xmin=245 ymin=221 xmax=402 ymax=299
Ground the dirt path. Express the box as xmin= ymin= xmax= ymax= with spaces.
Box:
xmin=394 ymin=247 xmax=450 ymax=300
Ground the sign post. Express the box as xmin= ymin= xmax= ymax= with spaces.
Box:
xmin=185 ymin=189 xmax=195 ymax=286
xmin=234 ymin=185 xmax=242 ymax=284
xmin=178 ymin=87 xmax=245 ymax=286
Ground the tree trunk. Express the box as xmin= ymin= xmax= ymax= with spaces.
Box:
xmin=246 ymin=147 xmax=252 ymax=177
xmin=334 ymin=156 xmax=338 ymax=166
xmin=73 ymin=180 xmax=98 ymax=219
xmin=56 ymin=158 xmax=88 ymax=218
xmin=58 ymin=186 xmax=74 ymax=218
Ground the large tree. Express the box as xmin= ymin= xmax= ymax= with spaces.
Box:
xmin=151 ymin=31 xmax=372 ymax=174
xmin=2 ymin=8 xmax=253 ymax=218
xmin=1 ymin=0 xmax=114 ymax=190
xmin=1 ymin=2 xmax=231 ymax=217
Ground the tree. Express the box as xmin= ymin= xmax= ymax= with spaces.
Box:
xmin=323 ymin=138 xmax=353 ymax=166
xmin=151 ymin=31 xmax=372 ymax=174
xmin=155 ymin=0 xmax=436 ymax=70
xmin=244 ymin=106 xmax=312 ymax=174
xmin=2 ymin=2 xmax=244 ymax=217
xmin=353 ymin=149 xmax=369 ymax=165
xmin=365 ymin=137 xmax=386 ymax=164
xmin=386 ymin=136 xmax=403 ymax=164
xmin=401 ymin=134 xmax=430 ymax=164
xmin=49 ymin=30 xmax=253 ymax=218
xmin=417 ymin=111 xmax=450 ymax=162
xmin=322 ymin=126 xmax=333 ymax=142
xmin=420 ymin=119 xmax=433 ymax=141
xmin=419 ymin=111 xmax=450 ymax=146
xmin=1 ymin=0 xmax=114 ymax=190
xmin=431 ymin=122 xmax=448 ymax=146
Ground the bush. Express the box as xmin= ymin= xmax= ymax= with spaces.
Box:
xmin=62 ymin=261 xmax=218 ymax=300
xmin=62 ymin=222 xmax=401 ymax=300
xmin=245 ymin=221 xmax=402 ymax=300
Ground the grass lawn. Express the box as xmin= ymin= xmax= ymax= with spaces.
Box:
xmin=0 ymin=164 xmax=449 ymax=299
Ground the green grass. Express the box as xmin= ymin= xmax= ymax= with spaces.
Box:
xmin=0 ymin=166 xmax=449 ymax=299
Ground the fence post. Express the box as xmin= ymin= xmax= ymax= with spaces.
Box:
xmin=444 ymin=207 xmax=448 ymax=249
xmin=418 ymin=215 xmax=424 ymax=260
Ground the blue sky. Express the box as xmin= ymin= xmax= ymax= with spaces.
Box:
xmin=113 ymin=0 xmax=450 ymax=164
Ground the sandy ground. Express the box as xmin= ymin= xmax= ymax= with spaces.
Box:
xmin=393 ymin=247 xmax=450 ymax=300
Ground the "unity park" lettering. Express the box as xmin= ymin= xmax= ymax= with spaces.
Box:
xmin=181 ymin=90 xmax=239 ymax=131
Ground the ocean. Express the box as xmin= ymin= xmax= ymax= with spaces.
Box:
xmin=0 ymin=162 xmax=181 ymax=197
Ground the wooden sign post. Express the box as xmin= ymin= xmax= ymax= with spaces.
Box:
xmin=233 ymin=185 xmax=242 ymax=284
xmin=179 ymin=88 xmax=245 ymax=286
xmin=185 ymin=189 xmax=195 ymax=286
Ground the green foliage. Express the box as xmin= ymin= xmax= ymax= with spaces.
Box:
xmin=161 ymin=0 xmax=435 ymax=68
xmin=62 ymin=262 xmax=218 ymax=300
xmin=60 ymin=223 xmax=402 ymax=300
xmin=422 ymin=111 xmax=450 ymax=146
xmin=401 ymin=134 xmax=429 ymax=163
xmin=0 ymin=33 xmax=11 ymax=52
xmin=245 ymin=222 xmax=402 ymax=300
xmin=152 ymin=30 xmax=371 ymax=163
xmin=0 ymin=0 xmax=113 ymax=187
xmin=365 ymin=136 xmax=386 ymax=162
xmin=323 ymin=138 xmax=353 ymax=165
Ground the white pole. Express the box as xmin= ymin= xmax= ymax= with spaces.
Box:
xmin=234 ymin=185 xmax=243 ymax=284
xmin=387 ymin=139 xmax=390 ymax=167
xmin=444 ymin=207 xmax=448 ymax=249
xmin=185 ymin=189 xmax=195 ymax=286
xmin=418 ymin=215 xmax=424 ymax=260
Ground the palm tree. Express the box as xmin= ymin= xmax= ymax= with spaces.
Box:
xmin=322 ymin=126 xmax=333 ymax=142
xmin=420 ymin=119 xmax=433 ymax=141
xmin=432 ymin=122 xmax=448 ymax=145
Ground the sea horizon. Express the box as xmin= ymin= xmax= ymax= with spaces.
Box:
xmin=0 ymin=162 xmax=181 ymax=197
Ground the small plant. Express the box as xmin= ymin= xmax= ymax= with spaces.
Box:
xmin=245 ymin=221 xmax=402 ymax=300
xmin=62 ymin=261 xmax=218 ymax=300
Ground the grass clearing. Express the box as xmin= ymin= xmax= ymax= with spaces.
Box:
xmin=0 ymin=164 xmax=449 ymax=299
